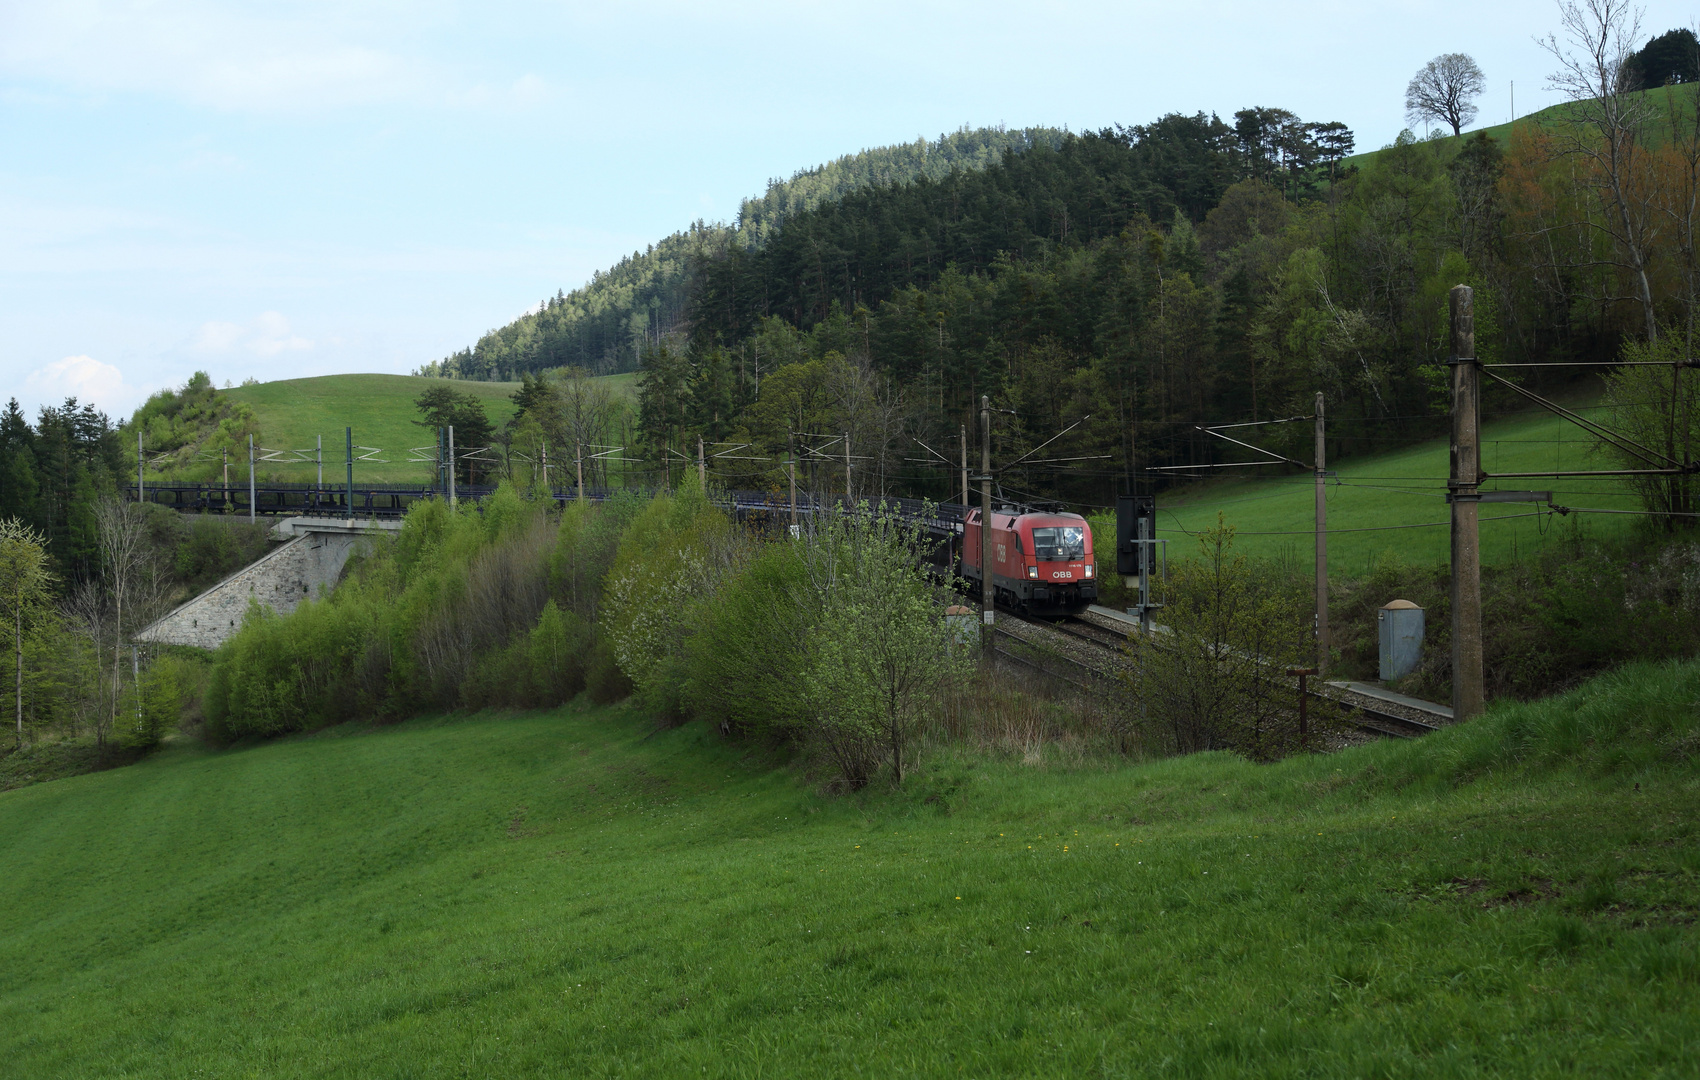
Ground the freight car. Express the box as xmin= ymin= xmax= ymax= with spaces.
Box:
xmin=961 ymin=508 xmax=1098 ymax=616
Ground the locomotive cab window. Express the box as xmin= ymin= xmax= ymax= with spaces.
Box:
xmin=1031 ymin=526 xmax=1085 ymax=561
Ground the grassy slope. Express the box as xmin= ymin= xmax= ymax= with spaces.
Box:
xmin=1 ymin=665 xmax=1695 ymax=1078
xmin=222 ymin=373 xmax=638 ymax=485
xmin=1098 ymin=404 xmax=1646 ymax=573
xmin=1348 ymin=82 xmax=1699 ymax=162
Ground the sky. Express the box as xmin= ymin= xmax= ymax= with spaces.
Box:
xmin=3 ymin=0 xmax=1696 ymax=420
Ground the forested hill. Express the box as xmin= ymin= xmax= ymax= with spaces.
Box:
xmin=630 ymin=89 xmax=1699 ymax=514
xmin=417 ymin=126 xmax=1065 ymax=381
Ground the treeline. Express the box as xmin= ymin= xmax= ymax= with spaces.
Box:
xmin=636 ymin=86 xmax=1700 ymax=513
xmin=2 ymin=498 xmax=272 ymax=758
xmin=0 ymin=396 xmax=127 ymax=582
xmin=734 ymin=126 xmax=1067 ymax=250
xmin=417 ymin=126 xmax=1067 ymax=381
xmin=0 ymin=372 xmax=283 ymax=756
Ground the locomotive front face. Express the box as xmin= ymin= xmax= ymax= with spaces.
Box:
xmin=1015 ymin=516 xmax=1097 ymax=615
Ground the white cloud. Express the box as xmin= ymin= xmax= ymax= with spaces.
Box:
xmin=192 ymin=311 xmax=313 ymax=356
xmin=23 ymin=354 xmax=143 ymax=416
xmin=0 ymin=1 xmax=441 ymax=111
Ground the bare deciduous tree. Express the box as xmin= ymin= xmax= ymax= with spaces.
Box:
xmin=62 ymin=578 xmax=111 ymax=751
xmin=1540 ymin=0 xmax=1662 ymax=341
xmin=94 ymin=499 xmax=155 ymax=753
xmin=556 ymin=367 xmax=621 ymax=489
xmin=1406 ymin=53 xmax=1487 ymax=136
xmin=827 ymin=352 xmax=906 ymax=502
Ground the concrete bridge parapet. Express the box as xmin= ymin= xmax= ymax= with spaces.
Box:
xmin=138 ymin=517 xmax=402 ymax=650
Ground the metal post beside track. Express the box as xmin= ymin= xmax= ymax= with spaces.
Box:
xmin=345 ymin=426 xmax=354 ymax=520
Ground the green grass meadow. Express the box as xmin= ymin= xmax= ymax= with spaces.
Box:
xmin=223 ymin=373 xmax=639 ymax=485
xmin=1133 ymin=406 xmax=1645 ymax=573
xmin=2 ymin=661 xmax=1696 ymax=1077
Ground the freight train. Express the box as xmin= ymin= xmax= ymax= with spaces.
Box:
xmin=960 ymin=507 xmax=1098 ymax=616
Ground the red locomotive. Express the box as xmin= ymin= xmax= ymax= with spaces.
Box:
xmin=962 ymin=508 xmax=1098 ymax=616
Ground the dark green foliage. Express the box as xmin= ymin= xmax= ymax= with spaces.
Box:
xmin=1330 ymin=528 xmax=1700 ymax=704
xmin=584 ymin=638 xmax=631 ymax=704
xmin=419 ymin=128 xmax=1067 ymax=380
xmin=1623 ymin=28 xmax=1700 ymax=89
xmin=171 ymin=516 xmax=273 ymax=593
xmin=412 ymin=385 xmax=494 ymax=483
xmin=7 ymin=396 xmax=125 ymax=582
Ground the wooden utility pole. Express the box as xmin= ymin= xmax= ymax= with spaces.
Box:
xmin=447 ymin=426 xmax=456 ymax=509
xmin=575 ymin=443 xmax=584 ymax=503
xmin=247 ymin=434 xmax=255 ymax=522
xmin=980 ymin=395 xmax=993 ymax=629
xmin=137 ymin=429 xmax=143 ymax=504
xmin=1314 ymin=392 xmax=1329 ymax=673
xmin=960 ymin=423 xmax=968 ymax=506
xmin=1449 ymin=285 xmax=1484 ymax=720
xmin=843 ymin=432 xmax=852 ymax=505
xmin=788 ymin=433 xmax=798 ymax=533
xmin=316 ymin=434 xmax=322 ymax=498
xmin=698 ymin=435 xmax=706 ymax=489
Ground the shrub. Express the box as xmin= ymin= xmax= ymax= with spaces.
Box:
xmin=601 ymin=476 xmax=742 ymax=711
xmin=686 ymin=542 xmax=812 ymax=736
xmin=1125 ymin=516 xmax=1311 ymax=758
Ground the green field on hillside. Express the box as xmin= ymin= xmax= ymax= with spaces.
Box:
xmin=1351 ymin=82 xmax=1700 ymax=160
xmin=2 ymin=662 xmax=1696 ymax=1077
xmin=224 ymin=373 xmax=638 ymax=484
xmin=1120 ymin=405 xmax=1647 ymax=574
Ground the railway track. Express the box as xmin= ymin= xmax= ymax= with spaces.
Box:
xmin=998 ymin=608 xmax=1446 ymax=741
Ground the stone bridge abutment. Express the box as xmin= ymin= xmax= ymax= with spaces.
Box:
xmin=138 ymin=517 xmax=401 ymax=650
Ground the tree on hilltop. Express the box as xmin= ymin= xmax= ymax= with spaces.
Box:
xmin=413 ymin=386 xmax=494 ymax=485
xmin=1406 ymin=53 xmax=1487 ymax=135
xmin=1621 ymin=27 xmax=1700 ymax=88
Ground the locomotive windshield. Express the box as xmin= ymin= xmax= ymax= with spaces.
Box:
xmin=1030 ymin=526 xmax=1085 ymax=561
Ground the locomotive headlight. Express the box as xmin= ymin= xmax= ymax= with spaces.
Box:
xmin=1027 ymin=565 xmax=1038 ymax=579
xmin=1085 ymin=564 xmax=1094 ymax=577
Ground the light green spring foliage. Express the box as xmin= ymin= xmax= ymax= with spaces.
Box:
xmin=203 ymin=480 xmax=965 ymax=789
xmin=205 ymin=483 xmax=560 ymax=739
xmin=684 ymin=502 xmax=970 ymax=787
xmin=0 ymin=518 xmax=56 ymax=742
xmin=685 ymin=540 xmax=812 ymax=736
xmin=129 ymin=371 xmax=261 ymax=485
xmin=795 ymin=504 xmax=973 ymax=786
xmin=601 ymin=475 xmax=738 ymax=716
